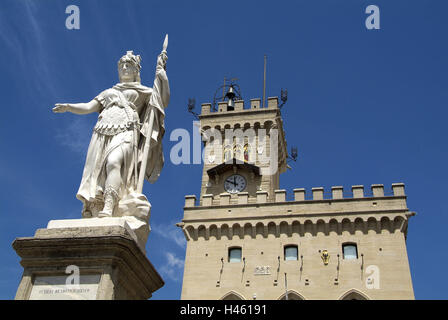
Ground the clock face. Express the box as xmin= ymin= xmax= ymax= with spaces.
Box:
xmin=224 ymin=174 xmax=247 ymax=194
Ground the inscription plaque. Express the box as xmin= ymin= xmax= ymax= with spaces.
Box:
xmin=29 ymin=274 xmax=101 ymax=300
xmin=254 ymin=266 xmax=271 ymax=275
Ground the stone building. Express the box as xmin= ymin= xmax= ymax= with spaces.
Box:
xmin=177 ymin=95 xmax=415 ymax=300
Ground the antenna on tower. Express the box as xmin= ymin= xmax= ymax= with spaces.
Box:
xmin=262 ymin=56 xmax=288 ymax=109
xmin=262 ymin=55 xmax=267 ymax=108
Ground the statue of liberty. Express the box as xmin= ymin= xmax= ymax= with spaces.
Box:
xmin=53 ymin=36 xmax=170 ymax=245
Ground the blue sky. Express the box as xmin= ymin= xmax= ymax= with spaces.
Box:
xmin=0 ymin=0 xmax=447 ymax=299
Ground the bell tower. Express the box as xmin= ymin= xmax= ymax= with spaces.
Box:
xmin=197 ymin=88 xmax=288 ymax=205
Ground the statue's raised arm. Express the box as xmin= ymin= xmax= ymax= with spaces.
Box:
xmin=138 ymin=34 xmax=170 ymax=192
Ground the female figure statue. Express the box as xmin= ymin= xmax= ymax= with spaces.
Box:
xmin=53 ymin=47 xmax=169 ymax=236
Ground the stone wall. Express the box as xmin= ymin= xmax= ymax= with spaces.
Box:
xmin=179 ymin=183 xmax=414 ymax=300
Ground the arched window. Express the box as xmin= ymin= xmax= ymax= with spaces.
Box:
xmin=342 ymin=243 xmax=358 ymax=260
xmin=221 ymin=291 xmax=245 ymax=300
xmin=278 ymin=291 xmax=305 ymax=300
xmin=228 ymin=247 xmax=242 ymax=263
xmin=223 ymin=145 xmax=232 ymax=162
xmin=284 ymin=245 xmax=298 ymax=261
xmin=233 ymin=144 xmax=243 ymax=161
xmin=339 ymin=289 xmax=369 ymax=300
xmin=243 ymin=143 xmax=251 ymax=162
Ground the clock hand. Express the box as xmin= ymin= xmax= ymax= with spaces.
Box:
xmin=225 ymin=179 xmax=237 ymax=186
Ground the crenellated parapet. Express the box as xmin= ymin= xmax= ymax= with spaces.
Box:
xmin=179 ymin=183 xmax=413 ymax=242
xmin=199 ymin=97 xmax=284 ymax=135
xmin=186 ymin=183 xmax=406 ymax=207
xmin=200 ymin=97 xmax=279 ymax=116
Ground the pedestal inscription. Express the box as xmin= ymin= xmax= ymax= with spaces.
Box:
xmin=29 ymin=274 xmax=101 ymax=300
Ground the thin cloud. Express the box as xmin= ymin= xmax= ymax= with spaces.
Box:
xmin=22 ymin=1 xmax=58 ymax=99
xmin=152 ymin=222 xmax=186 ymax=248
xmin=54 ymin=117 xmax=92 ymax=156
xmin=0 ymin=1 xmax=59 ymax=100
xmin=158 ymin=251 xmax=184 ymax=282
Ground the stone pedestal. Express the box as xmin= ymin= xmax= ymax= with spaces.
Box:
xmin=13 ymin=219 xmax=164 ymax=300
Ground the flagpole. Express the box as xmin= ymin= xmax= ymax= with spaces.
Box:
xmin=136 ymin=34 xmax=168 ymax=193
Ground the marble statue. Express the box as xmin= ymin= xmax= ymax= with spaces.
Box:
xmin=53 ymin=36 xmax=170 ymax=246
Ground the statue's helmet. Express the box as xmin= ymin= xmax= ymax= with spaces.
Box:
xmin=118 ymin=50 xmax=142 ymax=82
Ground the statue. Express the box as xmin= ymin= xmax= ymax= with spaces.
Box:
xmin=53 ymin=36 xmax=170 ymax=246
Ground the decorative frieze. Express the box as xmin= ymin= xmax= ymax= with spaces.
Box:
xmin=181 ymin=213 xmax=411 ymax=242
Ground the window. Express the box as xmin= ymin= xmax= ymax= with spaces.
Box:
xmin=243 ymin=144 xmax=250 ymax=162
xmin=284 ymin=245 xmax=298 ymax=261
xmin=342 ymin=243 xmax=358 ymax=260
xmin=223 ymin=145 xmax=232 ymax=162
xmin=228 ymin=247 xmax=242 ymax=263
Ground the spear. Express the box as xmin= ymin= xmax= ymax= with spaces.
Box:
xmin=162 ymin=34 xmax=168 ymax=56
xmin=136 ymin=34 xmax=168 ymax=193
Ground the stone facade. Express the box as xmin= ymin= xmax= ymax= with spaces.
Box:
xmin=178 ymin=96 xmax=415 ymax=300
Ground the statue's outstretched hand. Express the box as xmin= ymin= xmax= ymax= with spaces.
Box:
xmin=53 ymin=103 xmax=70 ymax=113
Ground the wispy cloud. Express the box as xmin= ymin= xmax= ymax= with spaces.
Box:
xmin=54 ymin=117 xmax=92 ymax=156
xmin=22 ymin=1 xmax=58 ymax=99
xmin=158 ymin=251 xmax=184 ymax=282
xmin=0 ymin=1 xmax=58 ymax=100
xmin=152 ymin=222 xmax=186 ymax=248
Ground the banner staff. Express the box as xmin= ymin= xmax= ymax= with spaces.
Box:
xmin=137 ymin=34 xmax=168 ymax=193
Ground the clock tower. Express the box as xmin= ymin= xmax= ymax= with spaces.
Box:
xmin=197 ymin=93 xmax=288 ymax=206
xmin=177 ymin=88 xmax=415 ymax=300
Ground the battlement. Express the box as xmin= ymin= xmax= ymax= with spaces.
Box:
xmin=184 ymin=183 xmax=406 ymax=208
xmin=200 ymin=97 xmax=279 ymax=116
xmin=180 ymin=182 xmax=413 ymax=244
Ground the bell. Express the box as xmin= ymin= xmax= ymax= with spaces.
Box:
xmin=226 ymin=86 xmax=235 ymax=111
xmin=225 ymin=86 xmax=236 ymax=100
